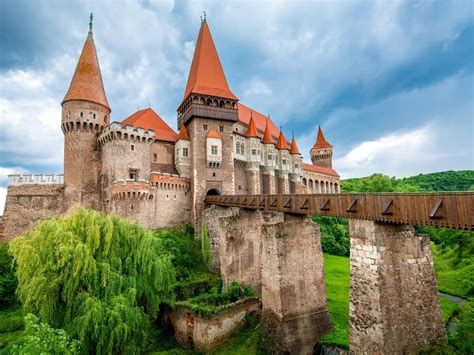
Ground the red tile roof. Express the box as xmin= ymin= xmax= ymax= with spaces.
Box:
xmin=207 ymin=130 xmax=222 ymax=139
xmin=313 ymin=126 xmax=332 ymax=149
xmin=178 ymin=124 xmax=190 ymax=141
xmin=121 ymin=108 xmax=178 ymax=142
xmin=62 ymin=31 xmax=110 ymax=111
xmin=238 ymin=103 xmax=281 ymax=143
xmin=245 ymin=113 xmax=259 ymax=138
xmin=289 ymin=134 xmax=300 ymax=155
xmin=262 ymin=119 xmax=273 ymax=144
xmin=182 ymin=21 xmax=238 ymax=103
xmin=303 ymin=163 xmax=339 ymax=177
xmin=276 ymin=130 xmax=289 ymax=150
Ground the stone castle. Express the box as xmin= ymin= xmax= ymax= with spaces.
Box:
xmin=2 ymin=16 xmax=339 ymax=240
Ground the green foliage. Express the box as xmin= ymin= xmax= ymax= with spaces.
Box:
xmin=439 ymin=297 xmax=460 ymax=324
xmin=201 ymin=225 xmax=211 ymax=267
xmin=312 ymin=216 xmax=349 ymax=256
xmin=5 ymin=313 xmax=80 ymax=354
xmin=402 ymin=170 xmax=474 ymax=192
xmin=0 ymin=243 xmax=18 ymax=309
xmin=9 ymin=208 xmax=176 ymax=354
xmin=0 ymin=306 xmax=24 ymax=349
xmin=449 ymin=300 xmax=474 ymax=354
xmin=341 ymin=173 xmax=419 ymax=193
xmin=175 ymin=282 xmax=256 ymax=317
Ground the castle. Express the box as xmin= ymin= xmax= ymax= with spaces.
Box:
xmin=2 ymin=15 xmax=339 ymax=240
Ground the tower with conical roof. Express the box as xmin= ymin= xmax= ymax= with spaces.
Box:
xmin=61 ymin=14 xmax=110 ymax=209
xmin=310 ymin=127 xmax=333 ymax=168
xmin=178 ymin=16 xmax=238 ymax=226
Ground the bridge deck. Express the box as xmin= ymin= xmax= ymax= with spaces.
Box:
xmin=205 ymin=193 xmax=474 ymax=230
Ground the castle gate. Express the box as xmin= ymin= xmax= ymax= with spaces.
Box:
xmin=202 ymin=192 xmax=473 ymax=354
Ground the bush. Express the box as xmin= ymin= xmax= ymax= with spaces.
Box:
xmin=312 ymin=216 xmax=349 ymax=256
xmin=0 ymin=243 xmax=17 ymax=309
xmin=9 ymin=208 xmax=176 ymax=354
xmin=5 ymin=313 xmax=80 ymax=354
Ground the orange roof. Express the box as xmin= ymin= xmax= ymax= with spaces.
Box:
xmin=276 ymin=130 xmax=289 ymax=150
xmin=62 ymin=29 xmax=110 ymax=111
xmin=245 ymin=113 xmax=259 ymax=138
xmin=238 ymin=103 xmax=281 ymax=143
xmin=262 ymin=119 xmax=273 ymax=144
xmin=121 ymin=108 xmax=178 ymax=142
xmin=303 ymin=163 xmax=339 ymax=177
xmin=207 ymin=130 xmax=221 ymax=139
xmin=313 ymin=126 xmax=332 ymax=149
xmin=178 ymin=124 xmax=190 ymax=141
xmin=182 ymin=21 xmax=238 ymax=103
xmin=289 ymin=134 xmax=300 ymax=155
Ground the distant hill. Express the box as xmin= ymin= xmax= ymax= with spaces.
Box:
xmin=341 ymin=170 xmax=474 ymax=193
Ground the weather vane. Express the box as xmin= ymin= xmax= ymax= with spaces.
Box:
xmin=89 ymin=13 xmax=93 ymax=32
xmin=201 ymin=11 xmax=207 ymax=24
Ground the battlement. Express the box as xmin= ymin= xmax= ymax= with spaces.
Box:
xmin=150 ymin=172 xmax=190 ymax=191
xmin=111 ymin=179 xmax=152 ymax=201
xmin=98 ymin=122 xmax=155 ymax=145
xmin=8 ymin=174 xmax=64 ymax=186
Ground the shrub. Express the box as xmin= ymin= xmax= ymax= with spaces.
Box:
xmin=0 ymin=243 xmax=17 ymax=309
xmin=6 ymin=313 xmax=80 ymax=354
xmin=9 ymin=208 xmax=176 ymax=354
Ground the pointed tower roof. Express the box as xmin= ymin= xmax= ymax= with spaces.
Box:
xmin=121 ymin=108 xmax=178 ymax=142
xmin=245 ymin=112 xmax=259 ymax=138
xmin=207 ymin=130 xmax=222 ymax=139
xmin=182 ymin=20 xmax=238 ymax=103
xmin=262 ymin=119 xmax=274 ymax=144
xmin=62 ymin=14 xmax=110 ymax=111
xmin=178 ymin=124 xmax=190 ymax=141
xmin=312 ymin=126 xmax=332 ymax=149
xmin=276 ymin=129 xmax=289 ymax=150
xmin=289 ymin=133 xmax=300 ymax=155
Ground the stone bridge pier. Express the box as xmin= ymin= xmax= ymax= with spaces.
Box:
xmin=202 ymin=206 xmax=446 ymax=354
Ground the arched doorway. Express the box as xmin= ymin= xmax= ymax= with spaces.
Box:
xmin=206 ymin=188 xmax=220 ymax=196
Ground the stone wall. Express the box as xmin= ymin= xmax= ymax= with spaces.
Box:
xmin=349 ymin=219 xmax=446 ymax=353
xmin=169 ymin=298 xmax=261 ymax=352
xmin=151 ymin=140 xmax=177 ymax=174
xmin=2 ymin=184 xmax=65 ymax=241
xmin=234 ymin=165 xmax=249 ymax=194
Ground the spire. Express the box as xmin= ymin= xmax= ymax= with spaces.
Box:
xmin=289 ymin=133 xmax=300 ymax=155
xmin=182 ymin=20 xmax=237 ymax=102
xmin=89 ymin=12 xmax=93 ymax=34
xmin=62 ymin=14 xmax=110 ymax=111
xmin=312 ymin=126 xmax=332 ymax=149
xmin=276 ymin=128 xmax=288 ymax=150
xmin=245 ymin=112 xmax=259 ymax=138
xmin=178 ymin=124 xmax=191 ymax=141
xmin=262 ymin=118 xmax=273 ymax=144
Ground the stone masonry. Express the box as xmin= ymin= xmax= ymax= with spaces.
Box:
xmin=349 ymin=219 xmax=446 ymax=353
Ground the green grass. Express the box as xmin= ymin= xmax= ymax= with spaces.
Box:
xmin=439 ymin=297 xmax=460 ymax=324
xmin=320 ymin=254 xmax=350 ymax=349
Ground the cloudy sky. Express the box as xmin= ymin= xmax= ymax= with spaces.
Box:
xmin=0 ymin=0 xmax=473 ymax=212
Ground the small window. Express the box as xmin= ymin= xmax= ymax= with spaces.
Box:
xmin=295 ymin=164 xmax=299 ymax=169
xmin=282 ymin=159 xmax=287 ymax=165
xmin=219 ymin=125 xmax=224 ymax=133
xmin=131 ymin=144 xmax=135 ymax=151
xmin=268 ymin=155 xmax=272 ymax=160
xmin=80 ymin=112 xmax=83 ymax=118
xmin=252 ymin=149 xmax=256 ymax=155
xmin=203 ymin=124 xmax=208 ymax=131
xmin=235 ymin=142 xmax=239 ymax=153
xmin=212 ymin=172 xmax=216 ymax=177
xmin=129 ymin=169 xmax=138 ymax=181
xmin=211 ymin=145 xmax=218 ymax=155
xmin=153 ymin=154 xmax=157 ymax=162
xmin=183 ymin=148 xmax=188 ymax=157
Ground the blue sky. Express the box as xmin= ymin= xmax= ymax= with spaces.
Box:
xmin=0 ymin=0 xmax=473 ymax=211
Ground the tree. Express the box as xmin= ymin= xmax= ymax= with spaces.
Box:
xmin=9 ymin=208 xmax=175 ymax=354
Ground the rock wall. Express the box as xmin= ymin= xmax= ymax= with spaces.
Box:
xmin=349 ymin=219 xmax=446 ymax=353
xmin=2 ymin=184 xmax=65 ymax=241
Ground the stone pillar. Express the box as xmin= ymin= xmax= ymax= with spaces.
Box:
xmin=276 ymin=172 xmax=289 ymax=194
xmin=349 ymin=219 xmax=446 ymax=353
xmin=261 ymin=212 xmax=331 ymax=354
xmin=262 ymin=171 xmax=276 ymax=194
xmin=246 ymin=168 xmax=261 ymax=195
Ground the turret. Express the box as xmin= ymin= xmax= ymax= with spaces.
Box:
xmin=275 ymin=129 xmax=290 ymax=194
xmin=289 ymin=133 xmax=303 ymax=175
xmin=310 ymin=126 xmax=333 ymax=168
xmin=61 ymin=14 xmax=110 ymax=210
xmin=175 ymin=124 xmax=191 ymax=178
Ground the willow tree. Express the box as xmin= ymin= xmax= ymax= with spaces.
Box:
xmin=9 ymin=208 xmax=175 ymax=354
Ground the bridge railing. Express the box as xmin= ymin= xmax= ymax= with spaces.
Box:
xmin=205 ymin=192 xmax=474 ymax=230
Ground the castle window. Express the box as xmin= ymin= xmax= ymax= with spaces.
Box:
xmin=235 ymin=142 xmax=239 ymax=154
xmin=212 ymin=172 xmax=216 ymax=177
xmin=153 ymin=153 xmax=157 ymax=162
xmin=131 ymin=144 xmax=135 ymax=151
xmin=183 ymin=148 xmax=188 ymax=157
xmin=219 ymin=125 xmax=224 ymax=133
xmin=268 ymin=155 xmax=272 ymax=160
xmin=80 ymin=112 xmax=83 ymax=118
xmin=129 ymin=169 xmax=138 ymax=181
xmin=93 ymin=113 xmax=96 ymax=119
xmin=252 ymin=149 xmax=256 ymax=155
xmin=67 ymin=111 xmax=71 ymax=118
xmin=295 ymin=164 xmax=299 ymax=169
xmin=282 ymin=159 xmax=287 ymax=165
xmin=211 ymin=145 xmax=218 ymax=155
xmin=203 ymin=124 xmax=208 ymax=131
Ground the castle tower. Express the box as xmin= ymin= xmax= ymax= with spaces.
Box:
xmin=310 ymin=126 xmax=333 ymax=168
xmin=245 ymin=113 xmax=261 ymax=194
xmin=275 ymin=130 xmax=290 ymax=194
xmin=289 ymin=133 xmax=303 ymax=193
xmin=177 ymin=17 xmax=239 ymax=227
xmin=61 ymin=14 xmax=110 ymax=210
xmin=175 ymin=124 xmax=191 ymax=178
xmin=261 ymin=119 xmax=277 ymax=194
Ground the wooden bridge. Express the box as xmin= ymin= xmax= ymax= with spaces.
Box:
xmin=205 ymin=192 xmax=474 ymax=230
